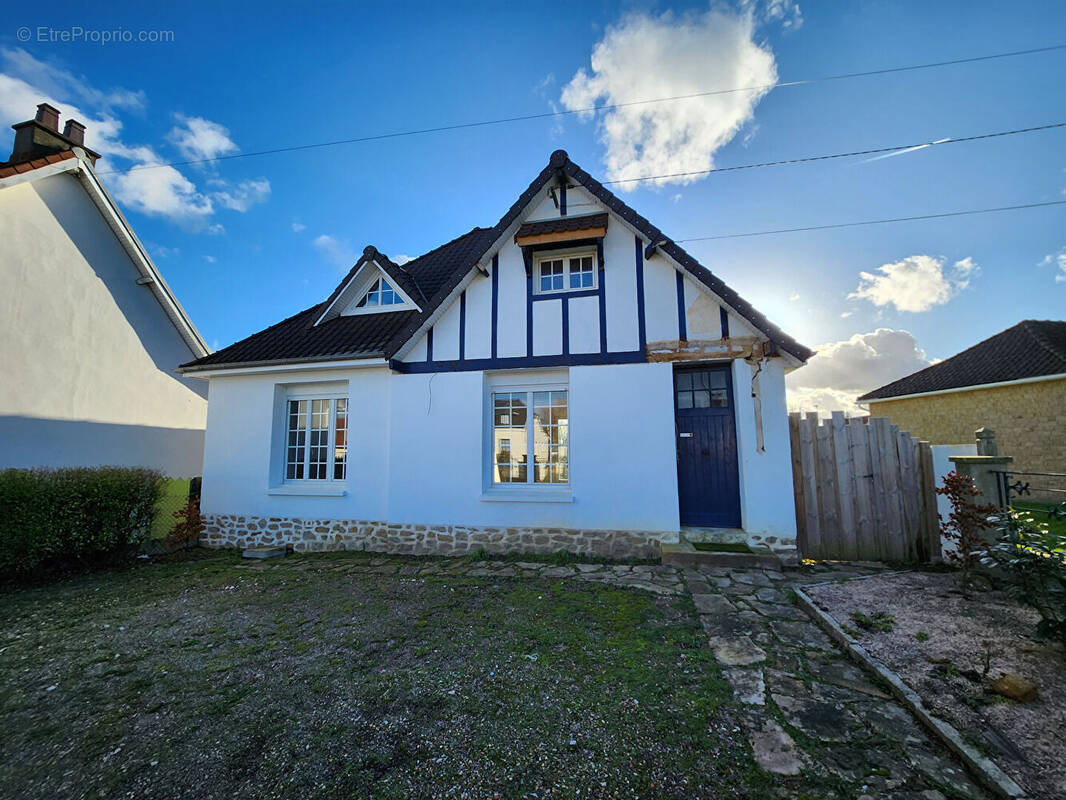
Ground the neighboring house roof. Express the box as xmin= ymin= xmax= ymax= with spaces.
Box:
xmin=0 ymin=149 xmax=77 ymax=178
xmin=181 ymin=150 xmax=811 ymax=372
xmin=0 ymin=152 xmax=209 ymax=357
xmin=859 ymin=320 xmax=1066 ymax=401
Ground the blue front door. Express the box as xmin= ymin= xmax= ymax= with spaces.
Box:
xmin=674 ymin=365 xmax=742 ymax=528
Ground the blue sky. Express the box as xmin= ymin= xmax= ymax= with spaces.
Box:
xmin=2 ymin=1 xmax=1064 ymax=411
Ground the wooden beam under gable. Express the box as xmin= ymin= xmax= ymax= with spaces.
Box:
xmin=514 ymin=226 xmax=608 ymax=248
xmin=645 ymin=336 xmax=772 ymax=362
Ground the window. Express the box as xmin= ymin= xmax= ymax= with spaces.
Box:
xmin=285 ymin=397 xmax=348 ymax=481
xmin=492 ymin=389 xmax=568 ymax=485
xmin=534 ymin=250 xmax=596 ymax=294
xmin=676 ymin=370 xmax=729 ymax=410
xmin=356 ymin=277 xmax=402 ymax=308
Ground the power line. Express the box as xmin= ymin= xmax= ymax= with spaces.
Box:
xmin=96 ymin=43 xmax=1066 ymax=176
xmin=600 ymin=122 xmax=1066 ymax=185
xmin=673 ymin=200 xmax=1066 ymax=242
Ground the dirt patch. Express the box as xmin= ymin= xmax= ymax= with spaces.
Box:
xmin=806 ymin=570 xmax=1066 ymax=799
xmin=0 ymin=552 xmax=776 ymax=800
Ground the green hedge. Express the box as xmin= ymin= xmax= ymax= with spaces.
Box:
xmin=0 ymin=467 xmax=164 ymax=576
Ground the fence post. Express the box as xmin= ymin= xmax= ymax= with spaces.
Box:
xmin=917 ymin=441 xmax=940 ymax=562
xmin=788 ymin=413 xmax=807 ymax=556
xmin=949 ymin=428 xmax=1013 ymax=509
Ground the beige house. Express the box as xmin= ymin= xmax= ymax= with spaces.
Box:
xmin=859 ymin=320 xmax=1066 ymax=477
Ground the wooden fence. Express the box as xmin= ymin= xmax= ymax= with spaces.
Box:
xmin=788 ymin=412 xmax=940 ymax=563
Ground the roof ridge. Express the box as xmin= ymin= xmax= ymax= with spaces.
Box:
xmin=1021 ymin=319 xmax=1066 ymax=365
xmin=402 ymin=226 xmax=488 ymax=272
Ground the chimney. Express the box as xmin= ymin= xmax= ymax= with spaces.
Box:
xmin=63 ymin=119 xmax=86 ymax=145
xmin=36 ymin=103 xmax=60 ymax=131
xmin=5 ymin=102 xmax=101 ymax=167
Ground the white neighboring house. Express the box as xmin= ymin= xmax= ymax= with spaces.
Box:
xmin=0 ymin=104 xmax=209 ymax=477
xmin=181 ymin=150 xmax=812 ymax=560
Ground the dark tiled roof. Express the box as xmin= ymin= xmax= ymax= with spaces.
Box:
xmin=184 ymin=150 xmax=812 ymax=370
xmin=859 ymin=320 xmax=1066 ymax=401
xmin=515 ymin=212 xmax=608 ymax=239
xmin=182 ymin=229 xmax=491 ymax=369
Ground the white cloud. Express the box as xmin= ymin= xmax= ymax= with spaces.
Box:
xmin=848 ymin=255 xmax=978 ymax=313
xmin=788 ymin=293 xmax=800 ymax=301
xmin=559 ymin=6 xmax=777 ymax=188
xmin=313 ymin=234 xmax=356 ymax=268
xmin=112 ymin=163 xmax=214 ymax=220
xmin=786 ymin=328 xmax=932 ymax=416
xmin=291 ymin=222 xmax=307 ymax=233
xmin=168 ymin=114 xmax=239 ymax=162
xmin=757 ymin=0 xmax=803 ymax=29
xmin=393 ymin=254 xmax=414 ymax=266
xmin=203 ymin=255 xmax=217 ymax=263
xmin=1040 ymin=248 xmax=1066 ymax=283
xmin=0 ymin=48 xmax=267 ymax=227
xmin=840 ymin=311 xmax=853 ymax=318
xmin=209 ymin=178 xmax=271 ymax=212
xmin=206 ymin=223 xmax=225 ymax=235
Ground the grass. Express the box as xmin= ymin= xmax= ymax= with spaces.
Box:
xmin=0 ymin=552 xmax=773 ymax=800
xmin=1012 ymin=501 xmax=1066 ymax=542
xmin=847 ymin=610 xmax=895 ymax=633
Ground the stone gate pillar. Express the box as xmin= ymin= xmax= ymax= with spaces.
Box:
xmin=949 ymin=427 xmax=1013 ymax=508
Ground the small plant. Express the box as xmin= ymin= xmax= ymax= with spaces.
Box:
xmin=914 ymin=631 xmax=930 ymax=642
xmin=979 ymin=639 xmax=1001 ymax=679
xmin=163 ymin=500 xmax=203 ymax=551
xmin=936 ymin=470 xmax=999 ymax=589
xmin=981 ymin=509 xmax=1066 ymax=642
xmin=848 ymin=610 xmax=895 ymax=632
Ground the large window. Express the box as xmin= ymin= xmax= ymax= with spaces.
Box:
xmin=534 ymin=250 xmax=596 ymax=294
xmin=285 ymin=397 xmax=348 ymax=481
xmin=492 ymin=389 xmax=568 ymax=485
xmin=356 ymin=277 xmax=402 ymax=308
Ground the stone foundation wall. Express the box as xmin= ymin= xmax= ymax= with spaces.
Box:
xmin=746 ymin=532 xmax=799 ymax=564
xmin=202 ymin=514 xmax=663 ymax=559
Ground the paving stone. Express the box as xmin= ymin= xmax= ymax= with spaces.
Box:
xmin=708 ymin=636 xmax=766 ymax=666
xmin=747 ymin=718 xmax=803 ymax=775
xmin=905 ymin=745 xmax=986 ymax=800
xmin=764 ymin=668 xmax=810 ymax=697
xmin=721 ymin=582 xmax=758 ymax=597
xmin=692 ymin=593 xmax=736 ymax=614
xmin=575 ymin=564 xmax=602 ymax=573
xmin=514 ymin=562 xmax=544 ymax=570
xmin=770 ymin=620 xmax=835 ymax=651
xmin=700 ymin=613 xmax=755 ymax=639
xmin=744 ymin=599 xmax=809 ymax=620
xmin=734 ymin=570 xmax=774 ymax=587
xmin=852 ymin=701 xmax=928 ymax=745
xmin=723 ymin=667 xmax=765 ymax=705
xmin=706 ymin=575 xmax=732 ymax=588
xmin=772 ymin=693 xmax=859 ymax=742
xmin=540 ymin=566 xmax=577 ymax=578
xmin=754 ymin=587 xmax=789 ymax=604
xmin=616 ymin=580 xmax=678 ymax=596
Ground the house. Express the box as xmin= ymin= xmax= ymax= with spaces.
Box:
xmin=0 ymin=104 xmax=209 ymax=476
xmin=180 ymin=150 xmax=812 ymax=560
xmin=860 ymin=320 xmax=1066 ymax=478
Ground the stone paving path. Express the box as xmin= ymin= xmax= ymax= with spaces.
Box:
xmin=237 ymin=555 xmax=989 ymax=799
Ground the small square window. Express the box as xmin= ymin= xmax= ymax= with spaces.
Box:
xmin=534 ymin=251 xmax=597 ymax=295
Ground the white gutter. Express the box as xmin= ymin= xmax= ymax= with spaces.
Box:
xmin=180 ymin=357 xmax=390 ymax=379
xmin=863 ymin=371 xmax=1066 ymax=404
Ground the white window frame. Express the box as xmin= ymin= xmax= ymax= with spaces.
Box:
xmin=483 ymin=376 xmax=571 ymax=500
xmin=532 ymin=247 xmax=597 ymax=295
xmin=281 ymin=388 xmax=349 ymax=486
xmin=340 ymin=267 xmax=419 ymax=317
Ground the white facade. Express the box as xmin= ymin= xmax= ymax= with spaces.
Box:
xmin=0 ymin=158 xmax=208 ymax=476
xmin=190 ymin=155 xmax=806 ymax=557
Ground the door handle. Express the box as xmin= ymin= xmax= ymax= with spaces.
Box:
xmin=701 ymin=449 xmax=710 ymax=455
xmin=679 ymin=432 xmax=693 ymax=438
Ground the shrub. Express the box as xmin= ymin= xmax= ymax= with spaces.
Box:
xmin=981 ymin=509 xmax=1066 ymax=642
xmin=0 ymin=466 xmax=164 ymax=577
xmin=936 ymin=470 xmax=999 ymax=588
xmin=163 ymin=500 xmax=203 ymax=551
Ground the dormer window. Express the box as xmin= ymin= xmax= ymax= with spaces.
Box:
xmin=533 ymin=249 xmax=597 ymax=295
xmin=356 ymin=278 xmax=402 ymax=308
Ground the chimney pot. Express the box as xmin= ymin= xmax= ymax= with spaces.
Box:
xmin=63 ymin=119 xmax=86 ymax=145
xmin=35 ymin=103 xmax=61 ymax=131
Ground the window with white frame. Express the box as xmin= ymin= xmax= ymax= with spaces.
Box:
xmin=491 ymin=388 xmax=569 ymax=485
xmin=534 ymin=249 xmax=596 ymax=294
xmin=285 ymin=396 xmax=348 ymax=481
xmin=355 ymin=277 xmax=403 ymax=308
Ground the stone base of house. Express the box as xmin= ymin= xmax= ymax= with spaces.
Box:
xmin=201 ymin=514 xmax=664 ymax=559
